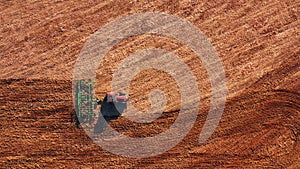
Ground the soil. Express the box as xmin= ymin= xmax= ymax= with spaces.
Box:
xmin=0 ymin=0 xmax=299 ymax=168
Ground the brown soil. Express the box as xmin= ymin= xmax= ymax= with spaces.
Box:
xmin=0 ymin=0 xmax=299 ymax=168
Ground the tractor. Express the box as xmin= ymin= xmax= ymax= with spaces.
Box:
xmin=74 ymin=80 xmax=129 ymax=132
xmin=94 ymin=91 xmax=129 ymax=133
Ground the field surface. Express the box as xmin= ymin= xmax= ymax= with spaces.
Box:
xmin=0 ymin=0 xmax=299 ymax=168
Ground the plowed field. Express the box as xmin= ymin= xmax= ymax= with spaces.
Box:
xmin=0 ymin=0 xmax=299 ymax=168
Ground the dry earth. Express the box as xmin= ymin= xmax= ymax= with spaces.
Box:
xmin=0 ymin=0 xmax=299 ymax=168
